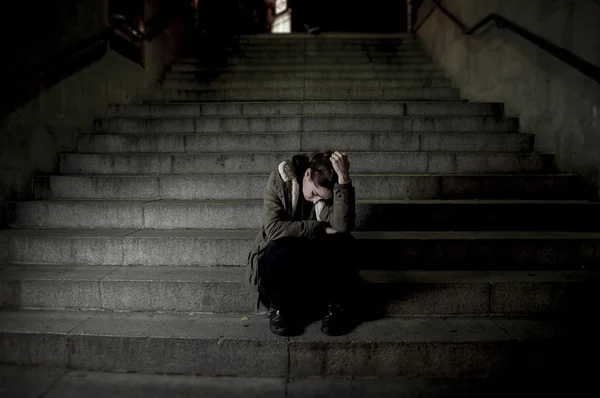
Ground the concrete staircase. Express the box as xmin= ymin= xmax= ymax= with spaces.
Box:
xmin=2 ymin=33 xmax=600 ymax=394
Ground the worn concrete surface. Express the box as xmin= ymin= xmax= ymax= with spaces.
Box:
xmin=1 ymin=310 xmax=592 ymax=377
xmin=108 ymin=101 xmax=502 ymax=117
xmin=0 ymin=365 xmax=595 ymax=398
xmin=11 ymin=199 xmax=600 ymax=231
xmin=36 ymin=173 xmax=581 ymax=201
xmin=3 ymin=265 xmax=599 ymax=315
xmin=58 ymin=152 xmax=553 ymax=175
xmin=93 ymin=116 xmax=518 ymax=134
xmin=3 ymin=229 xmax=600 ymax=268
xmin=76 ymin=131 xmax=531 ymax=154
xmin=153 ymin=87 xmax=460 ymax=101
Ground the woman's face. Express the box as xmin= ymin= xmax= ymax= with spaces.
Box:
xmin=302 ymin=169 xmax=333 ymax=204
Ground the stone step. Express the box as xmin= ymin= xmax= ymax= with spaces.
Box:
xmin=106 ymin=101 xmax=503 ymax=118
xmin=171 ymin=63 xmax=440 ymax=72
xmin=0 ymin=310 xmax=591 ymax=377
xmin=232 ymin=39 xmax=421 ymax=46
xmin=77 ymin=132 xmax=532 ymax=154
xmin=153 ymin=87 xmax=461 ymax=101
xmin=3 ymin=366 xmax=587 ymax=398
xmin=2 ymin=265 xmax=599 ymax=316
xmin=93 ymin=116 xmax=518 ymax=134
xmin=179 ymin=51 xmax=430 ymax=61
xmin=2 ymin=229 xmax=599 ymax=268
xmin=35 ymin=173 xmax=580 ymax=201
xmin=183 ymin=56 xmax=435 ymax=66
xmin=12 ymin=200 xmax=600 ymax=231
xmin=236 ymin=34 xmax=415 ymax=41
xmin=229 ymin=43 xmax=425 ymax=52
xmin=58 ymin=152 xmax=554 ymax=175
xmin=160 ymin=78 xmax=453 ymax=90
xmin=166 ymin=70 xmax=448 ymax=80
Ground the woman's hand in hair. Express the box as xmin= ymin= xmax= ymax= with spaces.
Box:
xmin=331 ymin=151 xmax=350 ymax=184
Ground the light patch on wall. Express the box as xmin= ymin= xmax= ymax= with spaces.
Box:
xmin=272 ymin=9 xmax=291 ymax=33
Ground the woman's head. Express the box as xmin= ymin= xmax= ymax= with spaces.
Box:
xmin=302 ymin=150 xmax=337 ymax=203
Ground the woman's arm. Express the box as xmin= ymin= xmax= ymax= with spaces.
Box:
xmin=263 ymin=172 xmax=326 ymax=240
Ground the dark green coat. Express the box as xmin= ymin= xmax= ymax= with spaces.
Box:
xmin=245 ymin=156 xmax=356 ymax=294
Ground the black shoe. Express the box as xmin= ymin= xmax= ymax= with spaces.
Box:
xmin=321 ymin=302 xmax=352 ymax=336
xmin=269 ymin=307 xmax=293 ymax=336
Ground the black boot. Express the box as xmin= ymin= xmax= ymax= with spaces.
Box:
xmin=321 ymin=302 xmax=352 ymax=336
xmin=269 ymin=305 xmax=293 ymax=336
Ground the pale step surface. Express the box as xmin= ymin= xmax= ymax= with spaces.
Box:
xmin=35 ymin=173 xmax=581 ymax=201
xmin=200 ymin=52 xmax=433 ymax=59
xmin=160 ymin=78 xmax=453 ymax=89
xmin=0 ymin=310 xmax=592 ymax=377
xmin=0 ymin=365 xmax=590 ymax=398
xmin=2 ymin=265 xmax=599 ymax=315
xmin=166 ymin=70 xmax=449 ymax=79
xmin=190 ymin=57 xmax=436 ymax=65
xmin=2 ymin=229 xmax=600 ymax=268
xmin=153 ymin=87 xmax=461 ymax=101
xmin=172 ymin=64 xmax=441 ymax=72
xmin=76 ymin=132 xmax=533 ymax=154
xmin=93 ymin=116 xmax=519 ymax=133
xmin=107 ymin=101 xmax=501 ymax=117
xmin=12 ymin=199 xmax=600 ymax=231
xmin=58 ymin=152 xmax=554 ymax=175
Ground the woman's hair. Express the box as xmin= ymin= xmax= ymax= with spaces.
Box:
xmin=308 ymin=150 xmax=337 ymax=191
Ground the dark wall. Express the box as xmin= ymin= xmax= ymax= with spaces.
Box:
xmin=416 ymin=0 xmax=600 ymax=198
xmin=0 ymin=0 xmax=190 ymax=227
xmin=0 ymin=0 xmax=108 ymax=78
xmin=290 ymin=0 xmax=407 ymax=33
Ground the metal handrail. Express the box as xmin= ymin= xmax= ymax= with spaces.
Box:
xmin=415 ymin=0 xmax=600 ymax=84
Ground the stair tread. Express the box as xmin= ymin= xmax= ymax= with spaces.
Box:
xmin=109 ymin=100 xmax=480 ymax=105
xmin=98 ymin=115 xmax=511 ymax=119
xmin=3 ymin=229 xmax=600 ymax=239
xmin=2 ymin=264 xmax=599 ymax=283
xmin=61 ymin=151 xmax=549 ymax=155
xmin=83 ymin=131 xmax=531 ymax=136
xmin=15 ymin=199 xmax=600 ymax=205
xmin=39 ymin=172 xmax=578 ymax=177
xmin=0 ymin=309 xmax=583 ymax=342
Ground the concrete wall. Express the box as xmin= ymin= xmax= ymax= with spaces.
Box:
xmin=416 ymin=0 xmax=600 ymax=197
xmin=0 ymin=0 xmax=188 ymax=226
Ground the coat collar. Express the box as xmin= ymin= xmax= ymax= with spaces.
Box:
xmin=277 ymin=159 xmax=325 ymax=222
xmin=278 ymin=160 xmax=300 ymax=217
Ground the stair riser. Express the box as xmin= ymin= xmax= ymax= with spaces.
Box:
xmin=58 ymin=153 xmax=554 ymax=175
xmin=3 ymin=274 xmax=596 ymax=316
xmin=153 ymin=88 xmax=460 ymax=101
xmin=14 ymin=202 xmax=599 ymax=231
xmin=192 ymin=52 xmax=430 ymax=59
xmin=36 ymin=174 xmax=579 ymax=201
xmin=0 ymin=330 xmax=575 ymax=377
xmin=172 ymin=64 xmax=439 ymax=72
xmin=94 ymin=117 xmax=518 ymax=134
xmin=2 ymin=235 xmax=598 ymax=268
xmin=232 ymin=44 xmax=424 ymax=51
xmin=160 ymin=79 xmax=453 ymax=89
xmin=77 ymin=133 xmax=531 ymax=153
xmin=107 ymin=102 xmax=504 ymax=118
xmin=166 ymin=71 xmax=447 ymax=79
xmin=192 ymin=58 xmax=435 ymax=65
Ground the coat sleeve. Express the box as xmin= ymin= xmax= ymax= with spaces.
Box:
xmin=317 ymin=181 xmax=356 ymax=233
xmin=263 ymin=172 xmax=326 ymax=241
